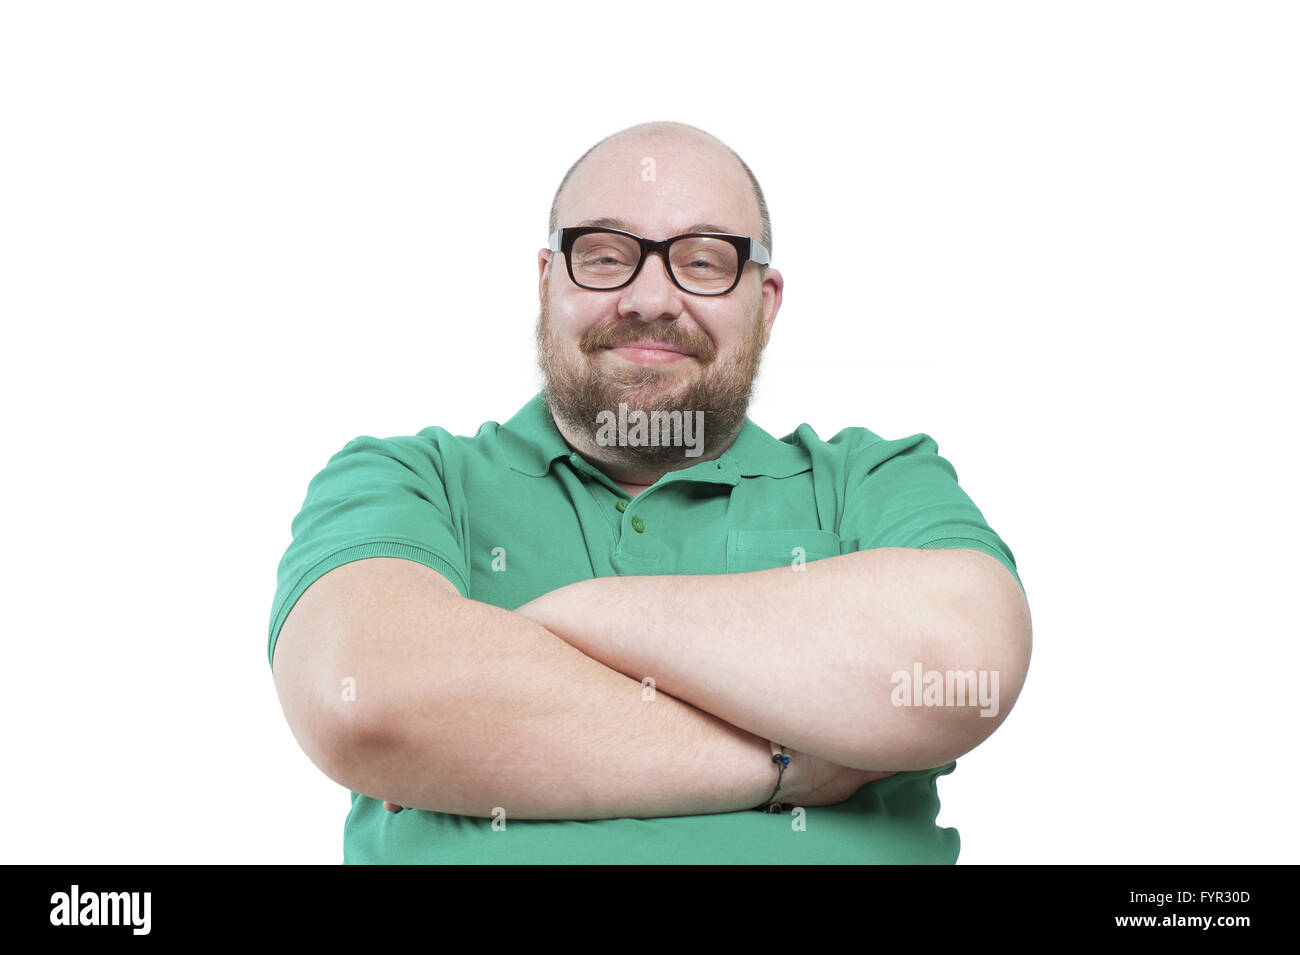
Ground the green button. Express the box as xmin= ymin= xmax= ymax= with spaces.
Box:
xmin=631 ymin=516 xmax=645 ymax=533
xmin=615 ymin=498 xmax=628 ymax=512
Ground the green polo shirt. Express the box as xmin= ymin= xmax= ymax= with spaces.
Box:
xmin=268 ymin=392 xmax=1022 ymax=864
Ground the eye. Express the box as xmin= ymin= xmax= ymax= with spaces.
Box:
xmin=579 ymin=248 xmax=632 ymax=266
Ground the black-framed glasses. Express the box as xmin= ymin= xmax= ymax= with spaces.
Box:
xmin=548 ymin=226 xmax=770 ymax=296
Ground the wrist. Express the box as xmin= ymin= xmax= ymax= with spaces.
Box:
xmin=753 ymin=741 xmax=797 ymax=811
xmin=779 ymin=749 xmax=807 ymax=804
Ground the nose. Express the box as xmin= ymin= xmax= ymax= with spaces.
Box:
xmin=617 ymin=250 xmax=684 ymax=321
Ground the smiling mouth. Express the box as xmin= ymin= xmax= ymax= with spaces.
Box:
xmin=600 ymin=341 xmax=697 ymax=366
xmin=603 ymin=339 xmax=695 ymax=355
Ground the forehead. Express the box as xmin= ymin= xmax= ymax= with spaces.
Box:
xmin=557 ymin=133 xmax=760 ymax=239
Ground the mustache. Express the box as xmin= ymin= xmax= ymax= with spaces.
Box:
xmin=579 ymin=321 xmax=717 ymax=362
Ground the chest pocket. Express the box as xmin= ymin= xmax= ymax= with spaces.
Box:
xmin=725 ymin=528 xmax=847 ymax=573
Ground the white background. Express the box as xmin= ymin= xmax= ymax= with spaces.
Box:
xmin=2 ymin=1 xmax=1295 ymax=864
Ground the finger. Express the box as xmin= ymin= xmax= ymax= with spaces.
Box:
xmin=383 ymin=801 xmax=405 ymax=813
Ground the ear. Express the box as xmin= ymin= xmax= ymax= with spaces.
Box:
xmin=538 ymin=248 xmax=552 ymax=302
xmin=759 ymin=267 xmax=783 ymax=347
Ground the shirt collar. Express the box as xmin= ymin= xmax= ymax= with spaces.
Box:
xmin=498 ymin=392 xmax=812 ymax=480
xmin=498 ymin=393 xmax=575 ymax=477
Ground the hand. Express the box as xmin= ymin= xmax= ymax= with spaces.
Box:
xmin=779 ymin=750 xmax=896 ymax=808
xmin=383 ymin=801 xmax=406 ymax=812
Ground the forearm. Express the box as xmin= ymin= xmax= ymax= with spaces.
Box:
xmin=516 ymin=547 xmax=1032 ymax=771
xmin=310 ymin=559 xmax=780 ymax=820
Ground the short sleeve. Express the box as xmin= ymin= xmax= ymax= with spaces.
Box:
xmin=267 ymin=433 xmax=471 ymax=668
xmin=838 ymin=432 xmax=1023 ymax=595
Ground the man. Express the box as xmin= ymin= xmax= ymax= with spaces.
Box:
xmin=268 ymin=121 xmax=1032 ymax=864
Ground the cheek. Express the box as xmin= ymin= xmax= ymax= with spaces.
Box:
xmin=703 ymin=306 xmax=754 ymax=345
xmin=557 ymin=306 xmax=611 ymax=349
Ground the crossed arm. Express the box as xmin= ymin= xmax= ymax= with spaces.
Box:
xmin=514 ymin=545 xmax=1032 ymax=771
xmin=272 ymin=546 xmax=1031 ymax=820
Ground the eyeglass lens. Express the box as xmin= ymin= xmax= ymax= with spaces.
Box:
xmin=570 ymin=231 xmax=739 ymax=293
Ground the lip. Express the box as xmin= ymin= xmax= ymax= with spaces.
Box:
xmin=602 ymin=340 xmax=695 ymax=366
xmin=604 ymin=339 xmax=694 ymax=355
xmin=603 ymin=343 xmax=696 ymax=358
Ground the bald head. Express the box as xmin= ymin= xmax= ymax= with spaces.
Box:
xmin=548 ymin=121 xmax=772 ymax=261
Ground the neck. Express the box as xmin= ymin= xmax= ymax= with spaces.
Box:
xmin=549 ymin=408 xmax=742 ymax=493
xmin=613 ymin=478 xmax=654 ymax=498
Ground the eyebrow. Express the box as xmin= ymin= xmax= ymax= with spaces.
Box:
xmin=576 ymin=217 xmax=743 ymax=237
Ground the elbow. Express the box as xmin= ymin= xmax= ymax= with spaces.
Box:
xmin=867 ymin=553 xmax=1032 ymax=770
xmin=873 ymin=658 xmax=1028 ymax=769
xmin=979 ymin=558 xmax=1033 ymax=716
xmin=928 ymin=556 xmax=1033 ymax=761
xmin=319 ymin=697 xmax=407 ymax=792
xmin=279 ymin=674 xmax=409 ymax=797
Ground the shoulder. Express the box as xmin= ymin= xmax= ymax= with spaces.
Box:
xmin=322 ymin=418 xmax=510 ymax=472
xmin=779 ymin=422 xmax=942 ymax=474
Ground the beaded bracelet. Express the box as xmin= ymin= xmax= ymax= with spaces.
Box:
xmin=755 ymin=741 xmax=792 ymax=812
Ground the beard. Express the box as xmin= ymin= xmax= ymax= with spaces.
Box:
xmin=536 ymin=297 xmax=767 ymax=470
